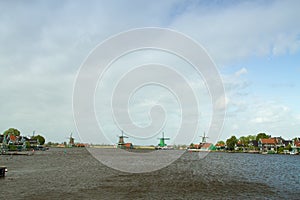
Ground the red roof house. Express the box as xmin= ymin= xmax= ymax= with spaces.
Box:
xmin=259 ymin=138 xmax=277 ymax=153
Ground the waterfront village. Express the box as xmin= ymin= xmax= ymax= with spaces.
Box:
xmin=1 ymin=128 xmax=300 ymax=155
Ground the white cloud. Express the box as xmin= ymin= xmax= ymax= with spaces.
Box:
xmin=235 ymin=68 xmax=248 ymax=77
xmin=250 ymin=103 xmax=291 ymax=124
xmin=215 ymin=95 xmax=229 ymax=110
xmin=170 ymin=0 xmax=300 ymax=65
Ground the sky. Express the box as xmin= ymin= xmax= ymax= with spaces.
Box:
xmin=0 ymin=0 xmax=300 ymax=145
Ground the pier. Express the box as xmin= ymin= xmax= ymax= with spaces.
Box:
xmin=0 ymin=166 xmax=7 ymax=177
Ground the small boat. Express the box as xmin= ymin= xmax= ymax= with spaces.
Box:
xmin=155 ymin=145 xmax=174 ymax=150
xmin=187 ymin=148 xmax=201 ymax=152
xmin=290 ymin=151 xmax=299 ymax=155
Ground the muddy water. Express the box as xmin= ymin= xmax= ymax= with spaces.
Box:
xmin=0 ymin=148 xmax=299 ymax=199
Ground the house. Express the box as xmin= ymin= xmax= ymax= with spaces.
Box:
xmin=235 ymin=140 xmax=245 ymax=151
xmin=189 ymin=144 xmax=200 ymax=149
xmin=57 ymin=143 xmax=66 ymax=148
xmin=258 ymin=137 xmax=292 ymax=153
xmin=118 ymin=142 xmax=133 ymax=149
xmin=273 ymin=137 xmax=284 ymax=148
xmin=235 ymin=140 xmax=259 ymax=152
xmin=258 ymin=138 xmax=278 ymax=153
xmin=282 ymin=139 xmax=292 ymax=147
xmin=75 ymin=143 xmax=89 ymax=147
xmin=200 ymin=143 xmax=215 ymax=151
xmin=294 ymin=137 xmax=300 ymax=142
xmin=248 ymin=140 xmax=258 ymax=148
xmin=8 ymin=134 xmax=17 ymax=144
xmin=272 ymin=137 xmax=293 ymax=148
xmin=124 ymin=143 xmax=133 ymax=149
xmin=215 ymin=143 xmax=225 ymax=151
xmin=291 ymin=141 xmax=300 ymax=154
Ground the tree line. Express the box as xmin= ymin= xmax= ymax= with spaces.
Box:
xmin=1 ymin=127 xmax=45 ymax=145
xmin=221 ymin=133 xmax=271 ymax=150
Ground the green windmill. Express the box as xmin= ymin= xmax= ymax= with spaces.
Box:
xmin=157 ymin=132 xmax=170 ymax=147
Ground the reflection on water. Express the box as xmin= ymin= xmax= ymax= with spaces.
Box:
xmin=0 ymin=148 xmax=299 ymax=199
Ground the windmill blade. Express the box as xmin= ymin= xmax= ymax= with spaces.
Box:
xmin=158 ymin=137 xmax=170 ymax=139
xmin=200 ymin=132 xmax=209 ymax=143
xmin=118 ymin=135 xmax=128 ymax=138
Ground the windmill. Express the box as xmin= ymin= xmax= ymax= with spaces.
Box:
xmin=117 ymin=130 xmax=131 ymax=149
xmin=200 ymin=132 xmax=208 ymax=144
xmin=67 ymin=132 xmax=75 ymax=147
xmin=157 ymin=132 xmax=170 ymax=147
xmin=31 ymin=130 xmax=40 ymax=145
xmin=117 ymin=130 xmax=128 ymax=146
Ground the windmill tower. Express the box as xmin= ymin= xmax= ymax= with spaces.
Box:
xmin=157 ymin=132 xmax=170 ymax=147
xmin=200 ymin=132 xmax=208 ymax=144
xmin=117 ymin=130 xmax=128 ymax=148
xmin=67 ymin=132 xmax=75 ymax=147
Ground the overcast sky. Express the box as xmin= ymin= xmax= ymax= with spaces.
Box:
xmin=1 ymin=0 xmax=300 ymax=144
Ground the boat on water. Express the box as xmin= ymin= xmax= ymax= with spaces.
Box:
xmin=262 ymin=150 xmax=276 ymax=154
xmin=290 ymin=151 xmax=299 ymax=155
xmin=155 ymin=145 xmax=174 ymax=150
xmin=187 ymin=148 xmax=210 ymax=152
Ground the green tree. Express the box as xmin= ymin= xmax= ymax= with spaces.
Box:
xmin=8 ymin=144 xmax=17 ymax=151
xmin=247 ymin=135 xmax=256 ymax=141
xmin=31 ymin=135 xmax=45 ymax=145
xmin=190 ymin=143 xmax=195 ymax=148
xmin=256 ymin=133 xmax=270 ymax=141
xmin=239 ymin=136 xmax=249 ymax=147
xmin=25 ymin=141 xmax=31 ymax=149
xmin=277 ymin=147 xmax=284 ymax=154
xmin=226 ymin=136 xmax=238 ymax=151
xmin=217 ymin=141 xmax=225 ymax=145
xmin=284 ymin=144 xmax=292 ymax=151
xmin=3 ymin=128 xmax=21 ymax=136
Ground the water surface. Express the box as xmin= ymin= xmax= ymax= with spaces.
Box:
xmin=0 ymin=148 xmax=299 ymax=199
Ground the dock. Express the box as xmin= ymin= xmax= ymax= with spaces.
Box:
xmin=2 ymin=151 xmax=34 ymax=156
xmin=0 ymin=166 xmax=7 ymax=177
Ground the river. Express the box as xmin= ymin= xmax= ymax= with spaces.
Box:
xmin=0 ymin=148 xmax=299 ymax=199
